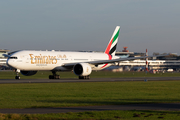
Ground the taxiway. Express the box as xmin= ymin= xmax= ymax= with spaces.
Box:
xmin=0 ymin=103 xmax=180 ymax=114
xmin=0 ymin=77 xmax=180 ymax=84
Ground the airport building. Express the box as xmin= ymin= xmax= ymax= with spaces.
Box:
xmin=0 ymin=49 xmax=10 ymax=66
xmin=117 ymin=60 xmax=180 ymax=71
xmin=115 ymin=47 xmax=180 ymax=71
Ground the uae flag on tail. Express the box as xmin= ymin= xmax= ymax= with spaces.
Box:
xmin=105 ymin=26 xmax=120 ymax=56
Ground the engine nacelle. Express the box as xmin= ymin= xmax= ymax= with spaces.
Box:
xmin=20 ymin=71 xmax=37 ymax=76
xmin=73 ymin=63 xmax=92 ymax=76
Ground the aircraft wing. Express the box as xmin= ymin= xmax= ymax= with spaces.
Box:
xmin=88 ymin=54 xmax=166 ymax=65
xmin=62 ymin=54 xmax=168 ymax=67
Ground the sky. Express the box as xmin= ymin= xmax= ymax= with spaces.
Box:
xmin=0 ymin=0 xmax=180 ymax=55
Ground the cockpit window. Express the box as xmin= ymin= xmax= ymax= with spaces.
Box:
xmin=9 ymin=57 xmax=18 ymax=59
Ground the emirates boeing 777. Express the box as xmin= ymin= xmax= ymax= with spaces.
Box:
xmin=6 ymin=26 xmax=161 ymax=79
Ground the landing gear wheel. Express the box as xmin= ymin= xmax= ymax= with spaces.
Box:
xmin=49 ymin=71 xmax=60 ymax=79
xmin=79 ymin=76 xmax=84 ymax=79
xmin=49 ymin=75 xmax=54 ymax=79
xmin=79 ymin=75 xmax=90 ymax=79
xmin=86 ymin=75 xmax=90 ymax=79
xmin=15 ymin=76 xmax=20 ymax=80
xmin=49 ymin=75 xmax=60 ymax=79
xmin=55 ymin=75 xmax=60 ymax=79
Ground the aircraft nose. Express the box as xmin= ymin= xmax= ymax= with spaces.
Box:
xmin=7 ymin=58 xmax=17 ymax=68
xmin=6 ymin=59 xmax=12 ymax=67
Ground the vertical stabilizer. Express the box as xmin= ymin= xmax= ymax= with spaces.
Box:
xmin=105 ymin=26 xmax=120 ymax=56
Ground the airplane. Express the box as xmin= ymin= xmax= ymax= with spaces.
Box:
xmin=6 ymin=26 xmax=165 ymax=79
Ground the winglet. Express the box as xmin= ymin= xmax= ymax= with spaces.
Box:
xmin=105 ymin=26 xmax=120 ymax=56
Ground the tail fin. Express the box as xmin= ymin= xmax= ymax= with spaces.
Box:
xmin=105 ymin=26 xmax=120 ymax=56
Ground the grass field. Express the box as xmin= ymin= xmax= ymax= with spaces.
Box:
xmin=1 ymin=70 xmax=180 ymax=79
xmin=1 ymin=71 xmax=180 ymax=119
xmin=0 ymin=81 xmax=180 ymax=108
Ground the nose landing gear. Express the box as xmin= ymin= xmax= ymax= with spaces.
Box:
xmin=15 ymin=69 xmax=20 ymax=80
xmin=15 ymin=76 xmax=20 ymax=80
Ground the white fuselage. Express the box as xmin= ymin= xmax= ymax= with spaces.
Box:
xmin=7 ymin=50 xmax=119 ymax=71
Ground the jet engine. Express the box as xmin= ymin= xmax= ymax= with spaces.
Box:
xmin=20 ymin=71 xmax=37 ymax=76
xmin=73 ymin=63 xmax=92 ymax=76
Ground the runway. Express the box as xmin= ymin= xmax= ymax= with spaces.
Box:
xmin=0 ymin=77 xmax=180 ymax=84
xmin=0 ymin=103 xmax=180 ymax=114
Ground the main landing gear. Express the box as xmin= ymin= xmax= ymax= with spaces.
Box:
xmin=79 ymin=75 xmax=90 ymax=79
xmin=49 ymin=71 xmax=60 ymax=79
